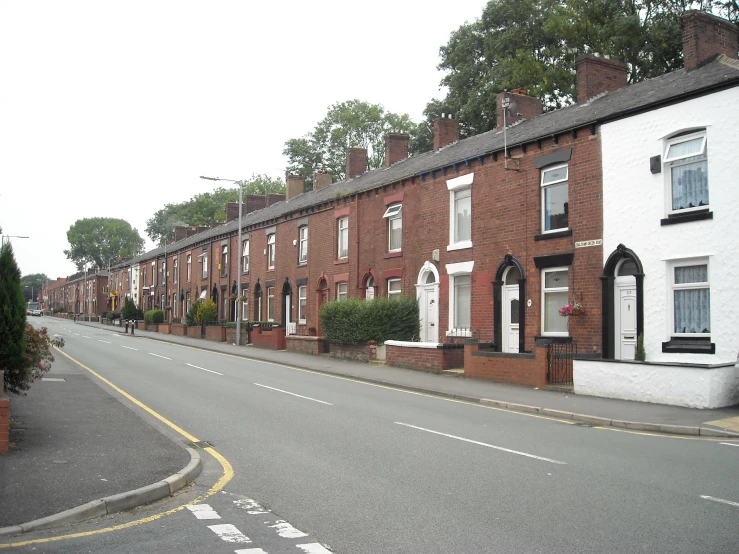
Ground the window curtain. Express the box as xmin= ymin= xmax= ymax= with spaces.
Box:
xmin=674 ymin=266 xmax=710 ymax=333
xmin=671 ymin=159 xmax=708 ymax=210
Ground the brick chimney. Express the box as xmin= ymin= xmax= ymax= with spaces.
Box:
xmin=575 ymin=55 xmax=628 ymax=103
xmin=496 ymin=90 xmax=543 ymax=128
xmin=346 ymin=147 xmax=368 ymax=179
xmin=682 ymin=11 xmax=739 ymax=70
xmin=385 ymin=133 xmax=409 ymax=167
xmin=313 ymin=172 xmax=333 ymax=191
xmin=174 ymin=225 xmax=195 ymax=241
xmin=433 ymin=115 xmax=459 ymax=151
xmin=286 ymin=175 xmax=305 ymax=201
xmin=225 ymin=202 xmax=247 ymax=223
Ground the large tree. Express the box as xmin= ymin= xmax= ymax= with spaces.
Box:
xmin=430 ymin=0 xmax=738 ymax=137
xmin=20 ymin=273 xmax=48 ymax=302
xmin=145 ymin=174 xmax=285 ymax=245
xmin=64 ymin=218 xmax=145 ymax=271
xmin=283 ymin=100 xmax=422 ymax=186
xmin=0 ymin=241 xmax=27 ymax=391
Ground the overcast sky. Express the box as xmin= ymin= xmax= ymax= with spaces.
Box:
xmin=0 ymin=1 xmax=487 ymax=282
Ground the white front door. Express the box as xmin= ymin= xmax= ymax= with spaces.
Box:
xmin=420 ymin=286 xmax=438 ymax=343
xmin=285 ymin=293 xmax=295 ymax=335
xmin=615 ymin=283 xmax=637 ymax=359
xmin=503 ymin=285 xmax=520 ymax=353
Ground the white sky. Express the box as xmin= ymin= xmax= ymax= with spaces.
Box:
xmin=0 ymin=1 xmax=487 ymax=281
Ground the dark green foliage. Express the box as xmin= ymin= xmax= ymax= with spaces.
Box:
xmin=185 ymin=299 xmax=217 ymax=326
xmin=319 ymin=296 xmax=420 ymax=345
xmin=52 ymin=306 xmax=63 ymax=314
xmin=0 ymin=242 xmax=27 ymax=392
xmin=64 ymin=217 xmax=145 ymax=271
xmin=635 ymin=332 xmax=646 ymax=362
xmin=144 ymin=309 xmax=164 ymax=324
xmin=121 ymin=297 xmax=144 ymax=321
xmin=4 ymin=324 xmax=64 ymax=395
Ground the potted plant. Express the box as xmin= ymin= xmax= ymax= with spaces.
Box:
xmin=559 ymin=302 xmax=585 ymax=317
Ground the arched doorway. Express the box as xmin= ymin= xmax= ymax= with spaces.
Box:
xmin=493 ymin=254 xmax=526 ymax=353
xmin=416 ymin=262 xmax=440 ymax=343
xmin=316 ymin=276 xmax=328 ymax=335
xmin=602 ymin=244 xmax=644 ymax=360
xmin=282 ymin=278 xmax=294 ymax=334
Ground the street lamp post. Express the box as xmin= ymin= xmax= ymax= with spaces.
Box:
xmin=200 ymin=175 xmax=244 ymax=345
xmin=1 ymin=235 xmax=29 ymax=246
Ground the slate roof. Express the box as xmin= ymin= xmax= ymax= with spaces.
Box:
xmin=116 ymin=55 xmax=739 ymax=268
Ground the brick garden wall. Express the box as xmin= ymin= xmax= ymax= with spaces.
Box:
xmin=464 ymin=343 xmax=548 ymax=388
xmin=286 ymin=336 xmax=329 ymax=355
xmin=386 ymin=343 xmax=464 ymax=372
xmin=329 ymin=341 xmax=377 ymax=363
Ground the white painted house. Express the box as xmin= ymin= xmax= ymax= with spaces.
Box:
xmin=574 ymin=11 xmax=739 ymax=408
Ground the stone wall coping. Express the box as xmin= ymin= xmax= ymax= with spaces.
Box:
xmin=286 ymin=336 xmax=324 ymax=342
xmin=574 ymin=358 xmax=736 ymax=370
xmin=472 ymin=350 xmax=536 ymax=360
xmin=386 ymin=340 xmax=464 ymax=350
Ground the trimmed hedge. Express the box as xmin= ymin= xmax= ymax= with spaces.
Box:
xmin=319 ymin=296 xmax=420 ymax=345
xmin=185 ymin=298 xmax=217 ymax=326
xmin=144 ymin=309 xmax=164 ymax=324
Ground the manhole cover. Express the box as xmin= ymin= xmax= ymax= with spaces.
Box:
xmin=184 ymin=441 xmax=213 ymax=449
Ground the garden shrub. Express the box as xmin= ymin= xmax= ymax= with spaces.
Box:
xmin=144 ymin=309 xmax=164 ymax=324
xmin=319 ymin=296 xmax=419 ymax=345
xmin=185 ymin=299 xmax=217 ymax=326
xmin=121 ymin=297 xmax=144 ymax=321
xmin=52 ymin=306 xmax=63 ymax=313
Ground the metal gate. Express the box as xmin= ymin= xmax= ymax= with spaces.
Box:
xmin=547 ymin=342 xmax=577 ymax=385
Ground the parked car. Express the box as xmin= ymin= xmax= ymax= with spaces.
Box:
xmin=28 ymin=302 xmax=42 ymax=316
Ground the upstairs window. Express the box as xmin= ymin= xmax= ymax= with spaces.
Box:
xmin=173 ymin=258 xmax=178 ymax=284
xmin=152 ymin=262 xmax=156 ymax=286
xmin=383 ymin=204 xmax=402 ymax=252
xmin=267 ymin=234 xmax=275 ymax=269
xmin=338 ymin=217 xmax=349 ymax=259
xmin=665 ymin=132 xmax=708 ymax=213
xmin=447 ymin=173 xmax=474 ymax=251
xmin=541 ymin=164 xmax=568 ymax=232
xmin=201 ymin=251 xmax=208 ymax=279
xmin=242 ymin=239 xmax=249 ymax=273
xmin=221 ymin=245 xmax=228 ymax=276
xmin=187 ymin=255 xmax=192 ymax=281
xmin=298 ymin=226 xmax=308 ymax=263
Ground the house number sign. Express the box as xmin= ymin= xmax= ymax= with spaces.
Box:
xmin=575 ymin=239 xmax=603 ymax=248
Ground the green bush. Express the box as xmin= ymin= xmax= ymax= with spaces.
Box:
xmin=52 ymin=306 xmax=63 ymax=313
xmin=144 ymin=309 xmax=164 ymax=324
xmin=185 ymin=299 xmax=217 ymax=326
xmin=319 ymin=296 xmax=419 ymax=345
xmin=121 ymin=297 xmax=144 ymax=321
xmin=635 ymin=332 xmax=646 ymax=361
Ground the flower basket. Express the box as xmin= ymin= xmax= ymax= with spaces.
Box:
xmin=559 ymin=302 xmax=585 ymax=317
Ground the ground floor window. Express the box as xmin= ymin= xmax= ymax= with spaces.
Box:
xmin=241 ymin=297 xmax=248 ymax=321
xmin=452 ymin=274 xmax=471 ymax=330
xmin=336 ymin=282 xmax=348 ymax=301
xmin=267 ymin=287 xmax=275 ymax=321
xmin=542 ymin=268 xmax=568 ymax=335
xmin=672 ymin=262 xmax=710 ymax=335
xmin=298 ymin=285 xmax=307 ymax=323
xmin=387 ymin=278 xmax=401 ymax=298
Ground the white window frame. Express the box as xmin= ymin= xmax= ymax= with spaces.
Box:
xmin=664 ymin=131 xmax=708 ymax=215
xmin=298 ymin=285 xmax=307 ymax=323
xmin=242 ymin=239 xmax=249 ymax=273
xmin=201 ymin=251 xmax=208 ymax=279
xmin=267 ymin=234 xmax=275 ymax=269
xmin=387 ymin=278 xmax=401 ymax=298
xmin=669 ymin=258 xmax=710 ymax=337
xmin=187 ymin=255 xmax=191 ymax=281
xmin=445 ymin=261 xmax=474 ymax=336
xmin=151 ymin=262 xmax=156 ymax=286
xmin=173 ymin=257 xmax=178 ymax=284
xmin=172 ymin=293 xmax=178 ymax=317
xmin=446 ymin=173 xmax=474 ymax=251
xmin=541 ymin=267 xmax=569 ymax=337
xmin=266 ymin=286 xmax=274 ymax=321
xmin=298 ymin=226 xmax=308 ymax=263
xmin=336 ymin=282 xmax=348 ymax=301
xmin=383 ymin=204 xmax=402 ymax=253
xmin=338 ymin=217 xmax=349 ymax=259
xmin=221 ymin=245 xmax=228 ymax=276
xmin=241 ymin=295 xmax=248 ymax=321
xmin=541 ymin=164 xmax=569 ymax=233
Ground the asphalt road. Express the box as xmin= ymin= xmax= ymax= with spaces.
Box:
xmin=14 ymin=318 xmax=739 ymax=553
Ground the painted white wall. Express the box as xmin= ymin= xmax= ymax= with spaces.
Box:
xmin=601 ymin=87 xmax=739 ymax=365
xmin=574 ymin=359 xmax=739 ymax=409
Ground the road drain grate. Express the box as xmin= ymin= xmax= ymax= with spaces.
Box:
xmin=185 ymin=440 xmax=214 ymax=449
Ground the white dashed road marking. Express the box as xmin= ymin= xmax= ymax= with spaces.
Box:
xmin=234 ymin=498 xmax=270 ymax=514
xmin=98 ymin=340 xmax=111 ymax=344
xmin=297 ymin=544 xmax=333 ymax=554
xmin=267 ymin=520 xmax=308 ymax=538
xmin=121 ymin=345 xmax=138 ymax=351
xmin=720 ymin=442 xmax=739 ymax=448
xmin=234 ymin=549 xmax=269 ymax=554
xmin=186 ymin=362 xmax=224 ymax=376
xmin=187 ymin=504 xmax=221 ymax=519
xmin=149 ymin=353 xmax=172 ymax=360
xmin=207 ymin=523 xmax=251 ymax=543
xmin=254 ymin=383 xmax=332 ymax=406
xmin=701 ymin=495 xmax=739 ymax=508
xmin=395 ymin=422 xmax=567 ymax=465
xmin=82 ymin=335 xmax=91 ymax=339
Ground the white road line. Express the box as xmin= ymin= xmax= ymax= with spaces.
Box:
xmin=701 ymin=495 xmax=739 ymax=508
xmin=720 ymin=442 xmax=739 ymax=448
xmin=234 ymin=498 xmax=270 ymax=514
xmin=121 ymin=345 xmax=138 ymax=351
xmin=297 ymin=544 xmax=333 ymax=554
xmin=253 ymin=383 xmax=332 ymax=405
xmin=235 ymin=548 xmax=268 ymax=554
xmin=98 ymin=340 xmax=111 ymax=344
xmin=186 ymin=363 xmax=224 ymax=376
xmin=267 ymin=520 xmax=308 ymax=538
xmin=207 ymin=523 xmax=251 ymax=543
xmin=83 ymin=335 xmax=91 ymax=339
xmin=395 ymin=422 xmax=567 ymax=465
xmin=148 ymin=353 xmax=172 ymax=360
xmin=187 ymin=504 xmax=221 ymax=519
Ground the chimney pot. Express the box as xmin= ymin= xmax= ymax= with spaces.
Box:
xmin=681 ymin=10 xmax=738 ymax=70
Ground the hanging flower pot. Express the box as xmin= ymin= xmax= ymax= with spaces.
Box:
xmin=559 ymin=302 xmax=585 ymax=317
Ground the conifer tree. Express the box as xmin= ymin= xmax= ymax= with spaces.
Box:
xmin=0 ymin=241 xmax=27 ymax=392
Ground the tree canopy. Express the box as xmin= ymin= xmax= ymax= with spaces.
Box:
xmin=430 ymin=0 xmax=738 ymax=137
xmin=0 ymin=242 xmax=28 ymax=392
xmin=145 ymin=174 xmax=285 ymax=245
xmin=20 ymin=273 xmax=48 ymax=302
xmin=64 ymin=218 xmax=145 ymax=271
xmin=283 ymin=100 xmax=422 ymax=186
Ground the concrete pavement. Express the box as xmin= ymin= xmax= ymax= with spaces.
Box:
xmin=1 ymin=316 xmax=737 ymax=537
